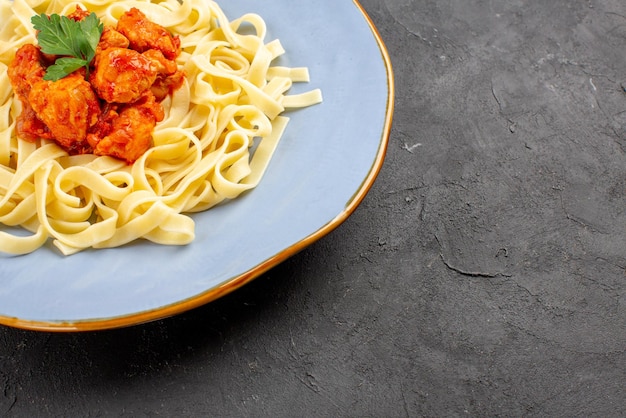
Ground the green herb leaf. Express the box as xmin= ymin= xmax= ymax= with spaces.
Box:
xmin=79 ymin=13 xmax=104 ymax=59
xmin=31 ymin=14 xmax=75 ymax=56
xmin=31 ymin=12 xmax=104 ymax=80
xmin=43 ymin=57 xmax=88 ymax=81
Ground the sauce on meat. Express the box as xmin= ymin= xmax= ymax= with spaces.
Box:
xmin=7 ymin=6 xmax=184 ymax=163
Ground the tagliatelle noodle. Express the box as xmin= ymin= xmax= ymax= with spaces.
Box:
xmin=0 ymin=0 xmax=322 ymax=255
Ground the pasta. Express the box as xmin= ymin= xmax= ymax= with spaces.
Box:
xmin=0 ymin=0 xmax=322 ymax=255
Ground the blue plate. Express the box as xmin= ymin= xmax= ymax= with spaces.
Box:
xmin=0 ymin=0 xmax=394 ymax=331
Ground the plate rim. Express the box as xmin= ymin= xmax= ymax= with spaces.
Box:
xmin=0 ymin=0 xmax=395 ymax=332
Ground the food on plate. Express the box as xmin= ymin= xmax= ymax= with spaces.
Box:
xmin=9 ymin=6 xmax=180 ymax=163
xmin=0 ymin=0 xmax=322 ymax=255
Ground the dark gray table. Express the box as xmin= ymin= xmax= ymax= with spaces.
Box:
xmin=2 ymin=1 xmax=625 ymax=416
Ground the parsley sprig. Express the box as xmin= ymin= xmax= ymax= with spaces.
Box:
xmin=31 ymin=12 xmax=104 ymax=81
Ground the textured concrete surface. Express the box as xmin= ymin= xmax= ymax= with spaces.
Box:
xmin=1 ymin=0 xmax=625 ymax=416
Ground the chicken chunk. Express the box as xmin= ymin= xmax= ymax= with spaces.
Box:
xmin=116 ymin=8 xmax=181 ymax=60
xmin=142 ymin=49 xmax=178 ymax=76
xmin=8 ymin=44 xmax=45 ymax=101
xmin=8 ymin=44 xmax=54 ymax=142
xmin=66 ymin=5 xmax=90 ymax=21
xmin=96 ymin=27 xmax=130 ymax=54
xmin=14 ymin=104 xmax=53 ymax=143
xmin=28 ymin=72 xmax=101 ymax=154
xmin=142 ymin=49 xmax=185 ymax=101
xmin=87 ymin=92 xmax=164 ymax=163
xmin=90 ymin=47 xmax=157 ymax=104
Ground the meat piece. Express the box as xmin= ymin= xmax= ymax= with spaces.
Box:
xmin=150 ymin=70 xmax=185 ymax=102
xmin=8 ymin=44 xmax=54 ymax=142
xmin=87 ymin=92 xmax=164 ymax=163
xmin=8 ymin=44 xmax=45 ymax=101
xmin=14 ymin=105 xmax=53 ymax=143
xmin=142 ymin=49 xmax=178 ymax=76
xmin=96 ymin=27 xmax=130 ymax=55
xmin=66 ymin=5 xmax=90 ymax=21
xmin=116 ymin=8 xmax=181 ymax=60
xmin=90 ymin=47 xmax=157 ymax=103
xmin=27 ymin=72 xmax=101 ymax=154
xmin=142 ymin=49 xmax=185 ymax=100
